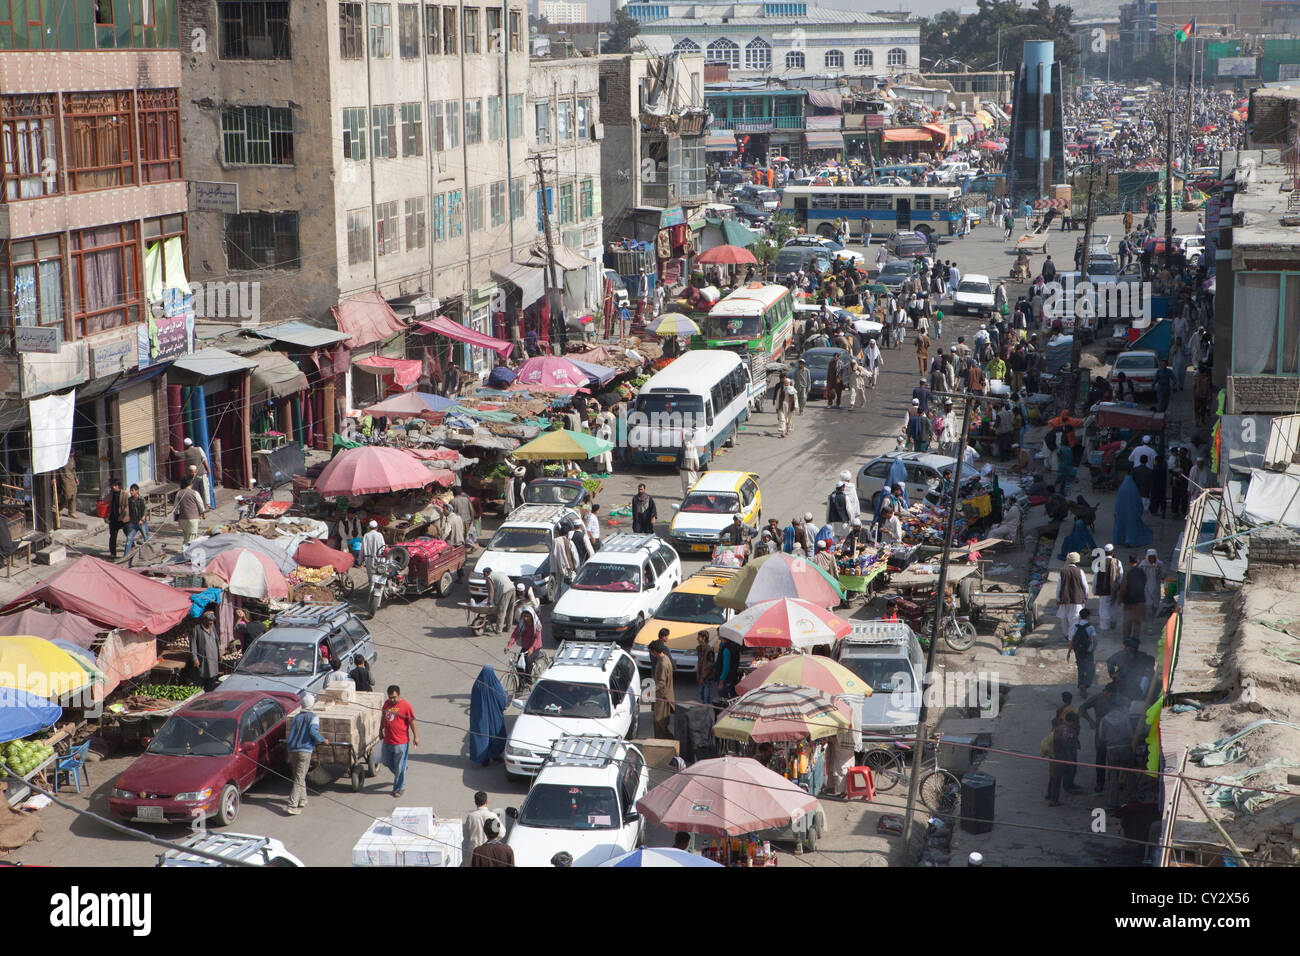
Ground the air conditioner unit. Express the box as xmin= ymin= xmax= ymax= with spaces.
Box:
xmin=592 ymin=123 xmax=604 ymax=141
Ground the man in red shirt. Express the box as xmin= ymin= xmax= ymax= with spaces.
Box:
xmin=381 ymin=684 xmax=418 ymax=797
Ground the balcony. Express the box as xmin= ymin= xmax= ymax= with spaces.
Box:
xmin=710 ymin=115 xmax=805 ymax=133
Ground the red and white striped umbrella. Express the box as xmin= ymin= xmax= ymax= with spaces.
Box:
xmin=718 ymin=597 xmax=851 ymax=650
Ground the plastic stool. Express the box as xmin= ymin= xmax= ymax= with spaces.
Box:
xmin=844 ymin=766 xmax=876 ymax=801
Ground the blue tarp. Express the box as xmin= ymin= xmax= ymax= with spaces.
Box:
xmin=0 ymin=687 xmax=61 ymax=744
xmin=1132 ymin=319 xmax=1172 ymax=357
xmin=568 ymin=358 xmax=619 ymax=386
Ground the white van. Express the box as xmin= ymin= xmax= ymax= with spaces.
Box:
xmin=626 ymin=350 xmax=752 ymax=467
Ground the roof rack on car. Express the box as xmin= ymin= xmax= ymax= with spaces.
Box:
xmin=546 ymin=734 xmax=626 ymax=769
xmin=274 ymin=602 xmax=353 ymax=626
xmin=552 ymin=641 xmax=618 ymax=670
xmin=503 ymin=504 xmax=573 ymax=523
xmin=598 ymin=533 xmax=657 ymax=554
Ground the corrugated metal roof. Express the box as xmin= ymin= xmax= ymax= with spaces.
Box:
xmin=247 ymin=320 xmax=352 ymax=349
xmin=169 ymin=347 xmax=259 ymax=378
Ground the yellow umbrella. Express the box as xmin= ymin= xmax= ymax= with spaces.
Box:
xmin=735 ymin=655 xmax=872 ymax=697
xmin=0 ymin=636 xmax=100 ymax=701
xmin=512 ymin=428 xmax=614 ymax=461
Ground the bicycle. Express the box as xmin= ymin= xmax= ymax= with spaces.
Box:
xmin=499 ymin=647 xmax=552 ymax=699
xmin=860 ymin=736 xmax=962 ymax=814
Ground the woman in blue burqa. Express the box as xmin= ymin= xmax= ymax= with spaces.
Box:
xmin=1112 ymin=473 xmax=1153 ymax=549
xmin=469 ymin=665 xmax=508 ymax=765
xmin=1058 ymin=517 xmax=1097 ymax=560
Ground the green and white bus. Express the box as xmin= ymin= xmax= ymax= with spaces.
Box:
xmin=779 ymin=185 xmax=965 ymax=238
xmin=696 ymin=282 xmax=794 ymax=360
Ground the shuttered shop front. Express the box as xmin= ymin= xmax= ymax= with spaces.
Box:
xmin=117 ymin=382 xmax=155 ymax=453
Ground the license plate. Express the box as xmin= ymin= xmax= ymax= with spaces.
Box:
xmin=576 ymin=629 xmax=597 ymax=640
xmin=691 ymin=544 xmax=710 ymax=552
xmin=657 ymin=455 xmax=675 ymax=463
xmin=135 ymin=806 xmax=165 ymax=822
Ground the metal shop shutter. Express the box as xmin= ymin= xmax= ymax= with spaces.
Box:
xmin=118 ymin=383 xmax=155 ymax=452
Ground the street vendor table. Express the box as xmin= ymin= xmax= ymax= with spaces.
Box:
xmin=838 ymin=565 xmax=887 ymax=598
xmin=890 ymin=562 xmax=981 ymax=589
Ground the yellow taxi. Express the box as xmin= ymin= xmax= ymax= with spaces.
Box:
xmin=630 ymin=565 xmax=739 ymax=672
xmin=667 ymin=470 xmax=762 ymax=554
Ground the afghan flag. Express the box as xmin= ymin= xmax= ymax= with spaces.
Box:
xmin=1175 ymin=21 xmax=1193 ymax=42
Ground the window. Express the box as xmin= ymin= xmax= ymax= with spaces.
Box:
xmin=226 ymin=212 xmax=299 ymax=270
xmin=343 ymin=107 xmax=367 ymax=160
xmin=463 ymin=6 xmax=478 ymax=53
xmin=599 ymin=76 xmax=609 ymax=104
xmin=375 ymin=200 xmax=399 ymax=256
xmin=887 ymin=47 xmax=907 ymax=67
xmin=508 ymin=94 xmax=524 ymax=139
xmin=577 ymin=98 xmax=590 ymax=139
xmin=674 ymin=38 xmax=699 ymax=53
xmin=442 ymin=5 xmax=457 ymax=53
xmin=510 ymin=176 xmax=526 ymax=220
xmin=428 ymin=101 xmax=444 ymax=152
xmin=825 ymin=49 xmax=843 ymax=69
xmin=785 ymin=50 xmax=804 ymax=69
xmin=432 ymin=193 xmax=447 ymax=242
xmin=534 ymin=102 xmax=551 ymax=145
xmin=464 ymin=98 xmax=481 ymax=145
xmin=63 ymin=91 xmax=134 ymax=192
xmin=448 ymin=189 xmax=464 ymax=237
xmin=445 ymin=100 xmax=459 ymax=148
xmin=744 ymin=37 xmax=770 ymax=72
xmin=509 ymin=9 xmax=522 ymax=51
xmin=142 ymin=215 xmax=187 ymax=302
xmin=557 ymin=100 xmax=573 ymax=141
xmin=1 ymin=235 xmax=64 ymax=337
xmin=2 ymin=94 xmax=61 ymax=201
xmin=467 ymin=185 xmax=485 ymax=233
xmin=486 ymin=7 xmax=501 ymax=51
xmin=347 ymin=208 xmax=371 ymax=265
xmin=558 ymin=182 xmax=574 ymax=225
xmin=487 ymin=96 xmax=503 ymax=141
xmin=400 ymin=103 xmax=423 ymax=156
xmin=854 ymin=48 xmax=873 ymax=67
xmin=222 ymin=106 xmax=293 ymax=166
xmin=369 ymin=3 xmax=392 ymax=57
xmin=219 ymin=1 xmax=290 ymax=59
xmin=405 ymin=197 xmax=426 ymax=249
xmin=423 ymin=3 xmax=440 ymax=52
xmin=138 ymin=90 xmax=182 ymax=183
xmin=398 ymin=3 xmax=420 ymax=56
xmin=69 ymin=222 xmax=141 ymax=336
xmin=371 ymin=104 xmax=396 ymax=158
xmin=490 ymin=180 xmax=506 ymax=226
xmin=706 ymin=37 xmax=739 ymax=69
xmin=340 ymin=2 xmax=364 ymax=58
xmin=580 ymin=178 xmax=593 ymax=219
xmin=536 ymin=186 xmax=552 ymax=232
xmin=1232 ymin=273 xmax=1300 ymax=375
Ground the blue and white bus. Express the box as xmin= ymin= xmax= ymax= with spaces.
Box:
xmin=778 ymin=185 xmax=965 ymax=239
xmin=625 ymin=350 xmax=752 ymax=467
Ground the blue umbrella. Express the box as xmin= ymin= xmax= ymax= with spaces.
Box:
xmin=600 ymin=847 xmax=723 ymax=868
xmin=567 ymin=358 xmax=619 ymax=386
xmin=0 ymin=687 xmax=62 ymax=744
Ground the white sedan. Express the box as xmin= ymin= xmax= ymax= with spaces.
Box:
xmin=951 ymin=274 xmax=996 ymax=318
xmin=783 ymin=235 xmax=865 ymax=267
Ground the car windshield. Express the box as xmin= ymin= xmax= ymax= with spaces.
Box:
xmin=517 ymin=784 xmax=620 ymax=830
xmin=1088 ymin=259 xmax=1118 ymax=275
xmin=524 ymin=680 xmax=611 ymax=718
xmin=236 ymin=641 xmax=317 ymax=676
xmin=839 ymin=657 xmax=917 ymax=695
xmin=147 ymin=716 xmax=238 ymax=756
xmin=655 ymin=590 xmax=728 ymax=625
xmin=487 ymin=527 xmax=551 ymax=553
xmin=879 ymin=263 xmax=911 ymax=279
xmin=897 ymin=241 xmax=927 ymax=254
xmin=775 ymin=252 xmax=826 ymax=272
xmin=707 ymin=314 xmax=761 ymax=339
xmin=634 ymin=393 xmax=705 ymax=419
xmin=523 ymin=483 xmax=582 ymax=505
xmin=803 ymin=351 xmax=836 ymax=371
xmin=680 ymin=491 xmax=740 ymax=514
xmin=571 ymin=561 xmax=641 ymax=592
xmin=958 ymin=280 xmax=991 ymax=294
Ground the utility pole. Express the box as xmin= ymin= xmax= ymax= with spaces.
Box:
xmin=1185 ymin=37 xmax=1195 ymax=183
xmin=1074 ymin=162 xmax=1099 ymax=411
xmin=901 ymin=389 xmax=978 ymax=847
xmin=533 ymin=153 xmax=566 ymax=353
xmin=1164 ymin=109 xmax=1174 ymax=271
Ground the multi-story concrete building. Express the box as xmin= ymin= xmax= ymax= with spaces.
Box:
xmin=539 ymin=0 xmax=588 ymax=23
xmin=1119 ymin=0 xmax=1262 ymax=58
xmin=622 ymin=2 xmax=921 ymax=81
xmin=0 ymin=0 xmax=193 ymax=529
xmin=180 ymin=0 xmax=537 ymax=404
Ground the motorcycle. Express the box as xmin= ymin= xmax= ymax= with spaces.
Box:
xmin=233 ymin=482 xmax=274 ymax=521
xmin=367 ymin=549 xmax=410 ymax=617
xmin=889 ymin=594 xmax=977 ymax=652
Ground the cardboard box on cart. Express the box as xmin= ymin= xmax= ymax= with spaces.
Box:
xmin=316 ymin=690 xmax=384 ymax=751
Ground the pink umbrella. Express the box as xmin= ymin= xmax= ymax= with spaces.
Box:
xmin=508 ymin=356 xmax=593 ymax=393
xmin=718 ymin=597 xmax=851 ymax=649
xmin=697 ymin=244 xmax=758 ymax=266
xmin=315 ymin=446 xmax=436 ymax=496
xmin=636 ymin=756 xmax=820 ymax=837
xmin=203 ymin=548 xmax=289 ymax=600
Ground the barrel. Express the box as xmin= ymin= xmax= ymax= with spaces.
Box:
xmin=961 ymin=771 xmax=995 ymax=834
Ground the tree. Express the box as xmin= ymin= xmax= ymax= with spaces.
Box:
xmin=603 ymin=7 xmax=640 ymax=55
xmin=920 ymin=0 xmax=1078 ymax=74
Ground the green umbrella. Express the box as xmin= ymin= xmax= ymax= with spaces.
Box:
xmin=712 ymin=552 xmax=844 ymax=610
xmin=512 ymin=428 xmax=614 ymax=461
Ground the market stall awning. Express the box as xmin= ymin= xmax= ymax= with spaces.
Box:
xmin=706 ymin=131 xmax=737 ymax=150
xmin=804 ymin=131 xmax=845 ymax=150
xmin=804 ymin=88 xmax=844 ymax=111
xmin=251 ymin=349 xmax=309 ymax=399
xmin=705 ymin=217 xmax=761 ymax=248
xmin=330 ymin=291 xmax=407 ymax=349
xmin=0 ymin=556 xmax=192 ymax=635
xmin=354 ymin=355 xmax=421 ymax=388
xmin=362 ymin=390 xmax=457 ymax=416
xmin=414 ymin=315 xmax=513 ymax=360
xmin=246 ymin=320 xmax=352 ymax=349
xmin=882 ymin=127 xmax=933 ymax=143
xmin=491 ymin=261 xmax=545 ymax=307
xmin=923 ymin=123 xmax=952 ymax=149
xmin=525 ymin=243 xmax=592 ymax=273
xmin=974 ymin=109 xmax=996 ymax=128
xmin=169 ymin=347 xmax=258 ymax=379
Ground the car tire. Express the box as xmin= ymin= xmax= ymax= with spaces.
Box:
xmin=544 ymin=573 xmax=559 ymax=604
xmin=437 ymin=570 xmax=454 ymax=596
xmin=725 ymin=427 xmax=738 ymax=449
xmin=216 ymin=783 xmax=240 ymax=827
xmin=629 ymin=701 xmax=641 ymax=739
xmin=803 ymin=821 xmax=819 ymax=853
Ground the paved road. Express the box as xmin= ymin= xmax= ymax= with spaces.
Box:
xmin=13 ymin=209 xmax=1198 ymax=867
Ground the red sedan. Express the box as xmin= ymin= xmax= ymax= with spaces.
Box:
xmin=109 ymin=691 xmax=300 ymax=827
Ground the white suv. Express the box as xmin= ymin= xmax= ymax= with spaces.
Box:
xmin=834 ymin=621 xmax=925 ymax=741
xmin=550 ymin=534 xmax=682 ymax=644
xmin=505 ymin=642 xmax=641 ymax=780
xmin=505 ymin=735 xmax=649 ymax=867
xmin=469 ymin=504 xmax=584 ymax=603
